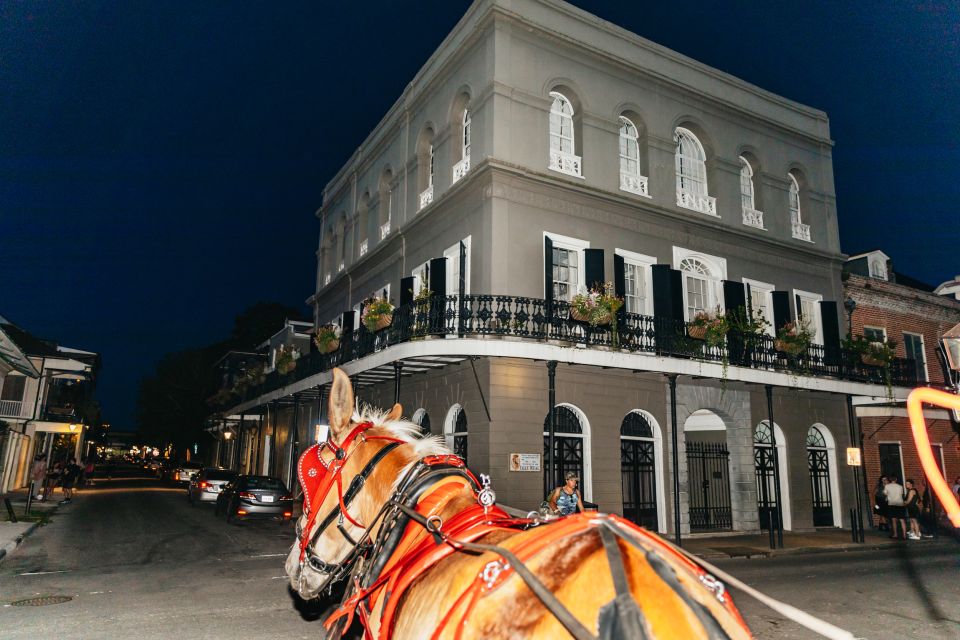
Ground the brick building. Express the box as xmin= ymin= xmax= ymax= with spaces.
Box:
xmin=844 ymin=250 xmax=960 ymax=521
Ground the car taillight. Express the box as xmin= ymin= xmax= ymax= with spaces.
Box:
xmin=283 ymin=512 xmax=292 ymax=517
xmin=200 ymin=481 xmax=209 ymax=489
xmin=239 ymin=491 xmax=256 ymax=500
xmin=237 ymin=509 xmax=247 ymax=515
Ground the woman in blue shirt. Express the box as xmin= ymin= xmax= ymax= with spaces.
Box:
xmin=549 ymin=471 xmax=584 ymax=516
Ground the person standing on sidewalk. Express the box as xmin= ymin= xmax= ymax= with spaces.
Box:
xmin=59 ymin=459 xmax=81 ymax=504
xmin=30 ymin=453 xmax=48 ymax=500
xmin=874 ymin=476 xmax=889 ymax=532
xmin=884 ymin=476 xmax=908 ymax=540
xmin=903 ymin=479 xmax=922 ymax=540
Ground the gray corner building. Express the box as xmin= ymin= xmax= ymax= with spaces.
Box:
xmin=223 ymin=0 xmax=918 ymax=538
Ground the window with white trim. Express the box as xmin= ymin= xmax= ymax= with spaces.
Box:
xmin=428 ymin=144 xmax=435 ymax=188
xmin=444 ymin=236 xmax=471 ymax=296
xmin=868 ymin=257 xmax=888 ymax=280
xmin=618 ymin=117 xmax=648 ymax=196
xmin=412 ymin=261 xmax=430 ymax=295
xmin=674 ymin=248 xmax=727 ymax=320
xmin=462 ymin=109 xmax=471 ymax=161
xmin=789 ymin=174 xmax=802 ymax=224
xmin=743 ymin=278 xmax=775 ymax=336
xmin=616 ymin=249 xmax=655 ymax=316
xmin=546 ymin=232 xmax=588 ymax=302
xmin=863 ymin=326 xmax=886 ymax=342
xmin=548 ymin=92 xmax=581 ymax=177
xmin=740 ymin=156 xmax=756 ymax=211
xmin=903 ymin=332 xmax=928 ymax=382
xmin=794 ymin=290 xmax=824 ymax=345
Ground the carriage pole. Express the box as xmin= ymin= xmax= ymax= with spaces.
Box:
xmin=668 ymin=374 xmax=681 ymax=547
xmin=547 ymin=361 xmax=557 ymax=492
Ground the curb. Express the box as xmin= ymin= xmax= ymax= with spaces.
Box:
xmin=692 ymin=538 xmax=942 ymax=560
xmin=0 ymin=522 xmax=40 ymax=563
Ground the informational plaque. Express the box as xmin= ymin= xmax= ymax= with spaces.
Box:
xmin=509 ymin=453 xmax=541 ymax=472
xmin=846 ymin=447 xmax=862 ymax=466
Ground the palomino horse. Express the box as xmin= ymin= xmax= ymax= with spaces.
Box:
xmin=286 ymin=368 xmax=752 ymax=639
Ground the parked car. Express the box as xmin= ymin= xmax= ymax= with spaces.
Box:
xmin=187 ymin=468 xmax=236 ymax=505
xmin=170 ymin=461 xmax=202 ymax=483
xmin=215 ymin=475 xmax=293 ymax=523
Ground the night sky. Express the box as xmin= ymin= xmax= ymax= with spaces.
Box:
xmin=2 ymin=1 xmax=958 ymax=430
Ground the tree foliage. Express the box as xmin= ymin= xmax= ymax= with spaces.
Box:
xmin=136 ymin=302 xmax=305 ymax=453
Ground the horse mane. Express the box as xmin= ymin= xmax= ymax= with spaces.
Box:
xmin=357 ymin=404 xmax=452 ymax=492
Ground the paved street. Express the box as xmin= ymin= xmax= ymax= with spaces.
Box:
xmin=716 ymin=541 xmax=960 ymax=639
xmin=0 ymin=475 xmax=317 ymax=640
xmin=3 ymin=474 xmax=960 ymax=639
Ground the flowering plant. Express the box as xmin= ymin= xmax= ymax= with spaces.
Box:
xmin=361 ymin=297 xmax=394 ymax=332
xmin=687 ymin=310 xmax=730 ymax=347
xmin=275 ymin=345 xmax=300 ymax=375
xmin=843 ymin=335 xmax=896 ymax=367
xmin=313 ymin=325 xmax=341 ymax=353
xmin=570 ymin=283 xmax=623 ymax=327
xmin=775 ymin=320 xmax=813 ymax=355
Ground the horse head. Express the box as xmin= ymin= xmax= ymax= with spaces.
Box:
xmin=285 ymin=367 xmax=447 ymax=600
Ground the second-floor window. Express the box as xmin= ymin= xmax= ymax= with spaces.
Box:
xmin=462 ymin=109 xmax=471 ymax=161
xmin=795 ymin=290 xmax=824 ymax=344
xmin=548 ymin=92 xmax=581 ymax=177
xmin=903 ymin=332 xmax=927 ymax=381
xmin=679 ymin=258 xmax=720 ymax=319
xmin=740 ymin=157 xmax=756 ymax=211
xmin=675 ymin=128 xmax=715 ymax=215
xmin=1 ymin=375 xmax=25 ymax=402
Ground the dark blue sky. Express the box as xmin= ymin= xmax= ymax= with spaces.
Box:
xmin=2 ymin=1 xmax=958 ymax=430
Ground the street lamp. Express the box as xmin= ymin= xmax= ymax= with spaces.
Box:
xmin=69 ymin=423 xmax=77 ymax=432
xmin=223 ymin=430 xmax=232 ymax=440
xmin=844 ymin=297 xmax=857 ymax=338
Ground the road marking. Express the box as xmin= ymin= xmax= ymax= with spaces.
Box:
xmin=18 ymin=570 xmax=71 ymax=576
xmin=250 ymin=553 xmax=287 ymax=558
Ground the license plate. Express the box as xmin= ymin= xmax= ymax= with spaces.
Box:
xmin=261 ymin=495 xmax=275 ymax=503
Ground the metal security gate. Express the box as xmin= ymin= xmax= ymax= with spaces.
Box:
xmin=807 ymin=427 xmax=833 ymax=527
xmin=621 ymin=438 xmax=657 ymax=529
xmin=753 ymin=423 xmax=779 ymax=531
xmin=686 ymin=441 xmax=732 ymax=531
xmin=543 ymin=406 xmax=584 ymax=498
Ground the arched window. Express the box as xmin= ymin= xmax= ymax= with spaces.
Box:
xmin=739 ymin=156 xmax=763 ymax=228
xmin=462 ymin=109 xmax=471 ymax=161
xmin=339 ymin=222 xmax=350 ymax=271
xmin=378 ymin=169 xmax=393 ymax=237
xmin=418 ymin=129 xmax=435 ymax=210
xmin=620 ymin=410 xmax=664 ymax=532
xmin=548 ymin=92 xmax=581 ymax=177
xmin=679 ymin=257 xmax=718 ymax=319
xmin=543 ymin=404 xmax=591 ymax=500
xmin=806 ymin=425 xmax=840 ymax=527
xmin=412 ymin=408 xmax=431 ymax=437
xmin=357 ymin=193 xmax=370 ymax=256
xmin=675 ymin=128 xmax=715 ymax=215
xmin=618 ymin=117 xmax=648 ymax=196
xmin=445 ymin=404 xmax=467 ymax=462
xmin=789 ymin=172 xmax=811 ymax=241
xmin=754 ymin=421 xmax=792 ymax=531
xmin=452 ymin=108 xmax=471 ymax=185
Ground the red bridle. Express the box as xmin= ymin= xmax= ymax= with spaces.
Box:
xmin=296 ymin=422 xmax=404 ymax=563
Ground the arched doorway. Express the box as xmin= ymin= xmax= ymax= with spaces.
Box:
xmin=543 ymin=404 xmax=592 ymax=501
xmin=412 ymin=408 xmax=431 ymax=436
xmin=684 ymin=409 xmax=731 ymax=531
xmin=807 ymin=424 xmax=841 ymax=527
xmin=620 ymin=410 xmax=665 ymax=532
xmin=754 ymin=421 xmax=792 ymax=531
xmin=445 ymin=405 xmax=467 ymax=463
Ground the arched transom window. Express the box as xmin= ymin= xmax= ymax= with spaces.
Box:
xmin=445 ymin=405 xmax=468 ymax=463
xmin=618 ymin=117 xmax=648 ymax=196
xmin=679 ymin=257 xmax=718 ymax=318
xmin=739 ymin=156 xmax=763 ymax=229
xmin=675 ymin=128 xmax=715 ymax=215
xmin=789 ymin=173 xmax=811 ymax=241
xmin=462 ymin=109 xmax=471 ymax=160
xmin=548 ymin=92 xmax=581 ymax=177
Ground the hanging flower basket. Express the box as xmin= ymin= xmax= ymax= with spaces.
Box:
xmin=861 ymin=353 xmax=884 ymax=366
xmin=313 ymin=325 xmax=341 ymax=354
xmin=319 ymin=339 xmax=340 ymax=354
xmin=775 ymin=339 xmax=805 ymax=356
xmin=571 ymin=308 xmax=611 ymax=325
xmin=361 ymin=297 xmax=395 ymax=332
xmin=687 ymin=324 xmax=708 ymax=340
xmin=569 ymin=284 xmax=622 ymax=327
xmin=372 ymin=313 xmax=393 ymax=331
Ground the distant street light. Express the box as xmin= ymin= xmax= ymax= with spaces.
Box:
xmin=844 ymin=297 xmax=857 ymax=338
xmin=223 ymin=430 xmax=232 ymax=440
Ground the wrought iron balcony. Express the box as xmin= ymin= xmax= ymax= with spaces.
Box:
xmin=742 ymin=207 xmax=764 ymax=229
xmin=549 ymin=150 xmax=582 ymax=178
xmin=792 ymin=221 xmax=812 ymax=242
xmin=452 ymin=157 xmax=470 ymax=184
xmin=380 ymin=220 xmax=391 ymax=240
xmin=676 ymin=189 xmax=717 ymax=216
xmin=0 ymin=399 xmax=24 ymax=418
xmin=228 ymin=293 xmax=918 ymax=406
xmin=619 ymin=173 xmax=649 ymax=197
xmin=419 ymin=185 xmax=434 ymax=210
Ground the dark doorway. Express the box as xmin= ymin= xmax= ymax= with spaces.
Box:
xmin=620 ymin=412 xmax=658 ymax=530
xmin=543 ymin=406 xmax=584 ymax=499
xmin=686 ymin=441 xmax=732 ymax=531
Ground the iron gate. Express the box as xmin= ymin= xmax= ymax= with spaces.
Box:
xmin=621 ymin=438 xmax=658 ymax=529
xmin=808 ymin=448 xmax=833 ymax=526
xmin=754 ymin=445 xmax=779 ymax=530
xmin=686 ymin=441 xmax=732 ymax=531
xmin=543 ymin=406 xmax=584 ymax=498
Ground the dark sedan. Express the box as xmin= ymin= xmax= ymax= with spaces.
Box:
xmin=215 ymin=475 xmax=293 ymax=523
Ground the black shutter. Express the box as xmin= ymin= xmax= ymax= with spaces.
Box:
xmin=723 ymin=281 xmax=747 ymax=366
xmin=771 ymin=291 xmax=792 ymax=331
xmin=614 ymin=253 xmax=626 ymax=323
xmin=400 ymin=276 xmax=415 ymax=307
xmin=458 ymin=242 xmax=467 ymax=337
xmin=429 ymin=257 xmax=446 ymax=295
xmin=340 ymin=310 xmax=355 ymax=358
xmin=584 ymin=248 xmax=605 ymax=292
xmin=819 ymin=301 xmax=842 ymax=367
xmin=544 ymin=236 xmax=554 ymax=317
xmin=652 ymin=265 xmax=683 ymax=352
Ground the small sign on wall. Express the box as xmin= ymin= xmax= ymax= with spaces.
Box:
xmin=846 ymin=447 xmax=862 ymax=466
xmin=509 ymin=453 xmax=541 ymax=472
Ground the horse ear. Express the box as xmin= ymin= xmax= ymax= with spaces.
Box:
xmin=385 ymin=403 xmax=402 ymax=422
xmin=328 ymin=368 xmax=355 ymax=443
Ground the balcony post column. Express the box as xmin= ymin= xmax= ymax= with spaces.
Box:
xmin=846 ymin=394 xmax=866 ymax=542
xmin=394 ymin=361 xmax=403 ymax=405
xmin=668 ymin=374 xmax=681 ymax=546
xmin=765 ymin=385 xmax=784 ymax=549
xmin=546 ymin=361 xmax=557 ymax=492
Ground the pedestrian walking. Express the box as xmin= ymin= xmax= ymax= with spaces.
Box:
xmin=44 ymin=459 xmax=64 ymax=501
xmin=548 ymin=471 xmax=584 ymax=516
xmin=30 ymin=453 xmax=48 ymax=501
xmin=903 ymin=479 xmax=922 ymax=540
xmin=883 ymin=476 xmax=908 ymax=540
xmin=59 ymin=458 xmax=81 ymax=504
xmin=919 ymin=481 xmax=936 ymax=538
xmin=873 ymin=476 xmax=889 ymax=531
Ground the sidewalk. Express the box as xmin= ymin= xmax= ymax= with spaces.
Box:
xmin=1 ymin=487 xmax=62 ymax=563
xmin=681 ymin=528 xmax=942 ymax=559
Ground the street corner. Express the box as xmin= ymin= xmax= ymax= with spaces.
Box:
xmin=0 ymin=521 xmax=40 ymax=563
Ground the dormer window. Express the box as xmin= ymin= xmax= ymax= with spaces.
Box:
xmin=868 ymin=257 xmax=888 ymax=281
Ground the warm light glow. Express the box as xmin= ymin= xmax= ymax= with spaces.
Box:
xmin=907 ymin=387 xmax=960 ymax=527
xmin=237 ymin=510 xmax=247 ymax=515
xmin=223 ymin=430 xmax=232 ymax=440
xmin=69 ymin=423 xmax=77 ymax=432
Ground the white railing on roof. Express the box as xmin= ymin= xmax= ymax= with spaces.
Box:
xmin=676 ymin=188 xmax=717 ymax=216
xmin=619 ymin=173 xmax=649 ymax=197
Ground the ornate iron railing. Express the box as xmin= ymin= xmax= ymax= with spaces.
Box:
xmin=226 ymin=294 xmax=918 ymax=407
